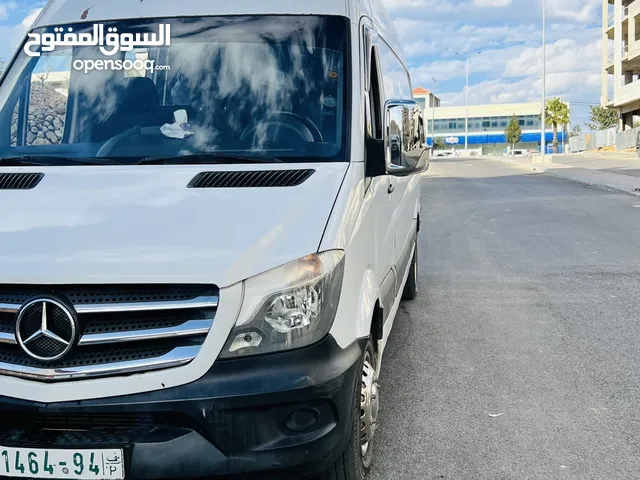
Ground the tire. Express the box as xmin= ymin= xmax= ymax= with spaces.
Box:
xmin=319 ymin=340 xmax=378 ymax=480
xmin=401 ymin=242 xmax=418 ymax=301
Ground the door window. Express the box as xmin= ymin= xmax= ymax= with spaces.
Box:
xmin=10 ymin=100 xmax=19 ymax=147
xmin=25 ymin=52 xmax=71 ymax=146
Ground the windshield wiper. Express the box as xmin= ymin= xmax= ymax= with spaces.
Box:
xmin=138 ymin=153 xmax=284 ymax=165
xmin=0 ymin=156 xmax=124 ymax=166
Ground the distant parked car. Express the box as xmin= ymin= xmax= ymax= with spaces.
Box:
xmin=507 ymin=149 xmax=531 ymax=157
xmin=434 ymin=150 xmax=459 ymax=157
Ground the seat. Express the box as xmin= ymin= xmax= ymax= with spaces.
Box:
xmin=90 ymin=77 xmax=170 ymax=142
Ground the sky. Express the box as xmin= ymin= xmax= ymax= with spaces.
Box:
xmin=0 ymin=0 xmax=603 ymax=127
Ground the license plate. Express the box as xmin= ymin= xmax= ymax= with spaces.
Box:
xmin=0 ymin=446 xmax=124 ymax=479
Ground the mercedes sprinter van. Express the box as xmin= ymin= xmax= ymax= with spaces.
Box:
xmin=0 ymin=0 xmax=428 ymax=478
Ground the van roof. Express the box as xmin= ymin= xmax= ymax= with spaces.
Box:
xmin=31 ymin=0 xmax=406 ymax=71
xmin=36 ymin=0 xmax=351 ymax=27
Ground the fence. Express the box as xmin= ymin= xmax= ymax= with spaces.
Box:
xmin=568 ymin=126 xmax=638 ymax=153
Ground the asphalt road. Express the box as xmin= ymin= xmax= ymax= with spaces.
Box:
xmin=370 ymin=156 xmax=640 ymax=480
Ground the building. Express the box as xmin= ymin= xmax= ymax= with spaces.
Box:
xmin=602 ymin=0 xmax=640 ymax=129
xmin=426 ymin=102 xmax=567 ymax=155
xmin=31 ymin=71 xmax=71 ymax=97
xmin=413 ymin=87 xmax=441 ymax=111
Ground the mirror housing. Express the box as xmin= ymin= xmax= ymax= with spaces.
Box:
xmin=384 ymin=99 xmax=429 ymax=177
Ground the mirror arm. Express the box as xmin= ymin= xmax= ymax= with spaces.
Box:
xmin=365 ymin=135 xmax=386 ymax=177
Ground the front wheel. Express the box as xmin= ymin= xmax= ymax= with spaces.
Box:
xmin=319 ymin=340 xmax=378 ymax=480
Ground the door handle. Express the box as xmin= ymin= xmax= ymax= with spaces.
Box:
xmin=388 ymin=184 xmax=395 ymax=194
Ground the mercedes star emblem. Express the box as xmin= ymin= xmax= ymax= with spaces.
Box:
xmin=15 ymin=298 xmax=77 ymax=362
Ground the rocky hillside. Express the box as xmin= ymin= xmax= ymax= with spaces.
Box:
xmin=11 ymin=83 xmax=67 ymax=146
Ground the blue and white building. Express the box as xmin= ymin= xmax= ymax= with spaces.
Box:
xmin=421 ymin=101 xmax=568 ymax=155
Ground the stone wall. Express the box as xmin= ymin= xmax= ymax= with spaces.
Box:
xmin=11 ymin=83 xmax=67 ymax=146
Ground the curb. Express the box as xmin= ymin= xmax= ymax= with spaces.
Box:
xmin=490 ymin=157 xmax=545 ymax=172
xmin=491 ymin=156 xmax=640 ymax=197
xmin=542 ymin=169 xmax=640 ymax=198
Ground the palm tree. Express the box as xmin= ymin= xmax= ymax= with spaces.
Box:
xmin=545 ymin=98 xmax=570 ymax=153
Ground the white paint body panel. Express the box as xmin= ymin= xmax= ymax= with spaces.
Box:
xmin=0 ymin=164 xmax=347 ymax=287
xmin=2 ymin=0 xmax=421 ymax=402
xmin=34 ymin=0 xmax=349 ymax=28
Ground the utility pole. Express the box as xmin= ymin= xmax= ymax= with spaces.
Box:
xmin=541 ymin=0 xmax=547 ymax=155
xmin=562 ymin=94 xmax=566 ymax=154
xmin=465 ymin=58 xmax=469 ymax=153
xmin=431 ymin=78 xmax=437 ymax=148
xmin=455 ymin=52 xmax=482 ymax=154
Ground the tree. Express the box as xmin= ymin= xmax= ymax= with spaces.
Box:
xmin=433 ymin=137 xmax=445 ymax=150
xmin=545 ymin=97 xmax=570 ymax=154
xmin=505 ymin=114 xmax=521 ymax=151
xmin=37 ymin=58 xmax=53 ymax=88
xmin=586 ymin=106 xmax=619 ymax=131
xmin=569 ymin=125 xmax=582 ymax=138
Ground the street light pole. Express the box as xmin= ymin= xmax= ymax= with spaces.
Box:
xmin=541 ymin=0 xmax=546 ymax=155
xmin=431 ymin=77 xmax=437 ymax=149
xmin=455 ymin=52 xmax=481 ymax=155
xmin=561 ymin=94 xmax=565 ymax=154
xmin=465 ymin=57 xmax=469 ymax=152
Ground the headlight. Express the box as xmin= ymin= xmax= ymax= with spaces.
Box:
xmin=219 ymin=250 xmax=345 ymax=359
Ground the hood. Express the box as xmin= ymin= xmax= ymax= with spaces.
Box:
xmin=0 ymin=163 xmax=348 ymax=286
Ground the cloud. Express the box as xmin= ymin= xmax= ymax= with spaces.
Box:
xmin=404 ymin=39 xmax=438 ymax=57
xmin=0 ymin=7 xmax=43 ymax=59
xmin=552 ymin=0 xmax=600 ymax=23
xmin=473 ymin=0 xmax=512 ymax=6
xmin=384 ymin=0 xmax=601 ymax=25
xmin=503 ymin=38 xmax=602 ymax=78
xmin=0 ymin=1 xmax=17 ymax=20
xmin=395 ymin=17 xmax=599 ymax=60
xmin=383 ymin=0 xmax=459 ymax=12
xmin=21 ymin=7 xmax=42 ymax=29
xmin=392 ymin=4 xmax=602 ymax=127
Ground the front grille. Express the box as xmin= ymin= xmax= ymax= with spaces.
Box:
xmin=0 ymin=412 xmax=172 ymax=447
xmin=1 ymin=412 xmax=166 ymax=431
xmin=0 ymin=341 xmax=180 ymax=368
xmin=0 ymin=426 xmax=147 ymax=446
xmin=0 ymin=285 xmax=207 ymax=305
xmin=0 ymin=285 xmax=218 ymax=382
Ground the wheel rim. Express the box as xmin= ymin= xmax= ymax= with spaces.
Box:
xmin=359 ymin=350 xmax=379 ymax=467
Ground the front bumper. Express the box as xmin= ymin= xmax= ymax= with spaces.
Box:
xmin=0 ymin=336 xmax=366 ymax=479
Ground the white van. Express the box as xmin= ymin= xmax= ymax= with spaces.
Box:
xmin=0 ymin=0 xmax=428 ymax=478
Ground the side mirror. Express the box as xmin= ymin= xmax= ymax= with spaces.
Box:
xmin=384 ymin=99 xmax=429 ymax=177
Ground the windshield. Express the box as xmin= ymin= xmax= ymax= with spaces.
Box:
xmin=0 ymin=15 xmax=349 ymax=164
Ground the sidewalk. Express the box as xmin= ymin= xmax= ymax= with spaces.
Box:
xmin=491 ymin=154 xmax=640 ymax=197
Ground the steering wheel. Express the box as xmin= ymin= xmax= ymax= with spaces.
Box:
xmin=96 ymin=126 xmax=171 ymax=157
xmin=239 ymin=112 xmax=323 ymax=144
xmin=96 ymin=127 xmax=144 ymax=157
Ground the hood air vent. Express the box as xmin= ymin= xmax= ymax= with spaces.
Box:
xmin=188 ymin=169 xmax=315 ymax=188
xmin=0 ymin=173 xmax=44 ymax=190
